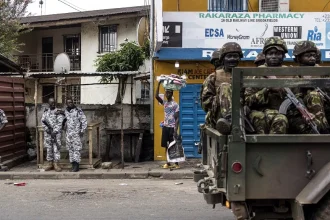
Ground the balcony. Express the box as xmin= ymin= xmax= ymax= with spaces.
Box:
xmin=15 ymin=52 xmax=81 ymax=72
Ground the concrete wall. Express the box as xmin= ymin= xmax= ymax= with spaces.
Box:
xmin=80 ymin=17 xmax=149 ymax=105
xmin=26 ymin=103 xmax=153 ymax=161
xmin=19 ymin=16 xmax=150 ymax=105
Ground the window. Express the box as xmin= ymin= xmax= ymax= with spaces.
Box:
xmin=208 ymin=0 xmax=245 ymax=12
xmin=63 ymin=34 xmax=81 ymax=71
xmin=68 ymin=85 xmax=81 ymax=104
xmin=99 ymin=25 xmax=117 ymax=53
xmin=42 ymin=85 xmax=55 ymax=103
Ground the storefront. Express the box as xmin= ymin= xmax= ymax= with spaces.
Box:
xmin=153 ymin=10 xmax=330 ymax=160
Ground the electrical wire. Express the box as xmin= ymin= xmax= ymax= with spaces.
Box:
xmin=57 ymin=0 xmax=82 ymax=12
xmin=323 ymin=0 xmax=330 ymax=11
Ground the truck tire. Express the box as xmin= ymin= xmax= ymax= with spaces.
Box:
xmin=311 ymin=195 xmax=330 ymax=220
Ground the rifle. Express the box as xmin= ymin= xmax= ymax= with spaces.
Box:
xmin=42 ymin=119 xmax=53 ymax=135
xmin=315 ymin=87 xmax=330 ymax=103
xmin=279 ymin=87 xmax=320 ymax=134
xmin=242 ymin=106 xmax=255 ymax=133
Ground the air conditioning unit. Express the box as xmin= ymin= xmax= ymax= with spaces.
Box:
xmin=259 ymin=0 xmax=289 ymax=12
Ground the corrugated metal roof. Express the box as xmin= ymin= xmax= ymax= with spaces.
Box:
xmin=20 ymin=5 xmax=149 ymax=24
xmin=0 ymin=55 xmax=24 ymax=73
xmin=26 ymin=71 xmax=142 ymax=78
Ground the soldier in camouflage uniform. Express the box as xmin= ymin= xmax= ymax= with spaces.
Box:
xmin=200 ymin=42 xmax=243 ymax=134
xmin=41 ymin=98 xmax=64 ymax=172
xmin=254 ymin=52 xmax=265 ymax=67
xmin=316 ymin=48 xmax=321 ymax=65
xmin=244 ymin=36 xmax=288 ymax=134
xmin=289 ymin=41 xmax=329 ymax=134
xmin=0 ymin=109 xmax=8 ymax=131
xmin=210 ymin=48 xmax=222 ymax=69
xmin=63 ymin=98 xmax=87 ymax=172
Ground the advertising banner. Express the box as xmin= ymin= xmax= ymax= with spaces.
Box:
xmin=157 ymin=12 xmax=330 ymax=61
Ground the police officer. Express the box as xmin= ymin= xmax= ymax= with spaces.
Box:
xmin=254 ymin=52 xmax=265 ymax=67
xmin=244 ymin=36 xmax=289 ymax=134
xmin=41 ymin=98 xmax=64 ymax=172
xmin=289 ymin=41 xmax=329 ymax=134
xmin=200 ymin=42 xmax=243 ymax=134
xmin=64 ymin=97 xmax=87 ymax=172
xmin=0 ymin=109 xmax=8 ymax=131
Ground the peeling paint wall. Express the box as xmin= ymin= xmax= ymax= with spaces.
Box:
xmin=26 ymin=103 xmax=153 ymax=162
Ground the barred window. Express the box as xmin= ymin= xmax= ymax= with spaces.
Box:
xmin=208 ymin=0 xmax=244 ymax=12
xmin=99 ymin=25 xmax=117 ymax=53
xmin=68 ymin=85 xmax=81 ymax=104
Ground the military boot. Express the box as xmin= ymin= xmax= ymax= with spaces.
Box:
xmin=216 ymin=115 xmax=232 ymax=135
xmin=71 ymin=162 xmax=76 ymax=172
xmin=54 ymin=162 xmax=62 ymax=172
xmin=72 ymin=162 xmax=80 ymax=172
xmin=44 ymin=161 xmax=53 ymax=171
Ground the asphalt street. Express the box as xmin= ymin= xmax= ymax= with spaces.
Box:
xmin=0 ymin=179 xmax=235 ymax=220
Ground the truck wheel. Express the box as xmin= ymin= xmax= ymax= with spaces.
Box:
xmin=311 ymin=195 xmax=330 ymax=220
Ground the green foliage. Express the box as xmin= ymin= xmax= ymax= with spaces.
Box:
xmin=95 ymin=40 xmax=146 ymax=83
xmin=0 ymin=0 xmax=32 ymax=59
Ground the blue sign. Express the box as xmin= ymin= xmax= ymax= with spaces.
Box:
xmin=307 ymin=26 xmax=323 ymax=47
xmin=155 ymin=48 xmax=330 ymax=61
xmin=204 ymin=28 xmax=224 ymax=38
xmin=326 ymin=23 xmax=330 ymax=49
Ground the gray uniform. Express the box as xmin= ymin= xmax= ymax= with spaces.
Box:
xmin=64 ymin=107 xmax=87 ymax=163
xmin=41 ymin=108 xmax=64 ymax=162
xmin=0 ymin=109 xmax=8 ymax=130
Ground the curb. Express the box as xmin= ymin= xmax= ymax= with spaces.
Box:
xmin=0 ymin=171 xmax=193 ymax=180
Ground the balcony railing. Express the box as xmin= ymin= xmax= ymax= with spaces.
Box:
xmin=15 ymin=52 xmax=81 ymax=72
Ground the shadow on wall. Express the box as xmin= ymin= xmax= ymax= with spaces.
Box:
xmin=25 ymin=103 xmax=154 ymax=162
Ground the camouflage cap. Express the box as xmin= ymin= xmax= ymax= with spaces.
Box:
xmin=219 ymin=42 xmax=243 ymax=62
xmin=254 ymin=52 xmax=265 ymax=64
xmin=292 ymin=40 xmax=317 ymax=56
xmin=210 ymin=48 xmax=222 ymax=64
xmin=263 ymin=36 xmax=288 ymax=54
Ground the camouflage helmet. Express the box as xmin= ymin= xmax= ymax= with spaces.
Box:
xmin=316 ymin=48 xmax=321 ymax=62
xmin=254 ymin=52 xmax=265 ymax=64
xmin=263 ymin=36 xmax=288 ymax=54
xmin=292 ymin=41 xmax=317 ymax=56
xmin=219 ymin=42 xmax=243 ymax=62
xmin=210 ymin=48 xmax=222 ymax=65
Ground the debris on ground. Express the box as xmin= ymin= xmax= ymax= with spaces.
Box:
xmin=101 ymin=162 xmax=113 ymax=169
xmin=14 ymin=182 xmax=26 ymax=186
xmin=119 ymin=183 xmax=128 ymax=186
xmin=175 ymin=182 xmax=183 ymax=185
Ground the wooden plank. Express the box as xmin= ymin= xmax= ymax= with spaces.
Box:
xmin=134 ymin=133 xmax=144 ymax=163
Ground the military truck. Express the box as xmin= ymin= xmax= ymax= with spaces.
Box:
xmin=195 ymin=66 xmax=330 ymax=220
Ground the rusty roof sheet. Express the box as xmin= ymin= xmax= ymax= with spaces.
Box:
xmin=20 ymin=5 xmax=149 ymax=24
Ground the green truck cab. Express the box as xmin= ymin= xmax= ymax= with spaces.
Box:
xmin=195 ymin=67 xmax=330 ymax=220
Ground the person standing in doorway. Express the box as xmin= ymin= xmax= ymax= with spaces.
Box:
xmin=155 ymin=81 xmax=180 ymax=169
xmin=63 ymin=97 xmax=87 ymax=172
xmin=0 ymin=109 xmax=8 ymax=131
xmin=41 ymin=98 xmax=64 ymax=172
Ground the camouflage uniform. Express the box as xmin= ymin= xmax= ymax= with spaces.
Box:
xmin=254 ymin=52 xmax=265 ymax=66
xmin=245 ymin=37 xmax=289 ymax=134
xmin=41 ymin=108 xmax=64 ymax=162
xmin=0 ymin=109 xmax=8 ymax=130
xmin=316 ymin=48 xmax=321 ymax=64
xmin=64 ymin=107 xmax=87 ymax=163
xmin=290 ymin=41 xmax=329 ymax=134
xmin=200 ymin=42 xmax=243 ymax=130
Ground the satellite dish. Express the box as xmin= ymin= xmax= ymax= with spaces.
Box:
xmin=54 ymin=53 xmax=70 ymax=74
xmin=137 ymin=17 xmax=149 ymax=46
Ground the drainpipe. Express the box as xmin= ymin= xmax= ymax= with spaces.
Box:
xmin=243 ymin=0 xmax=248 ymax=11
xmin=149 ymin=0 xmax=155 ymax=134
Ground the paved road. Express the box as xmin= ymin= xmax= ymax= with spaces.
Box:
xmin=0 ymin=179 xmax=234 ymax=220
